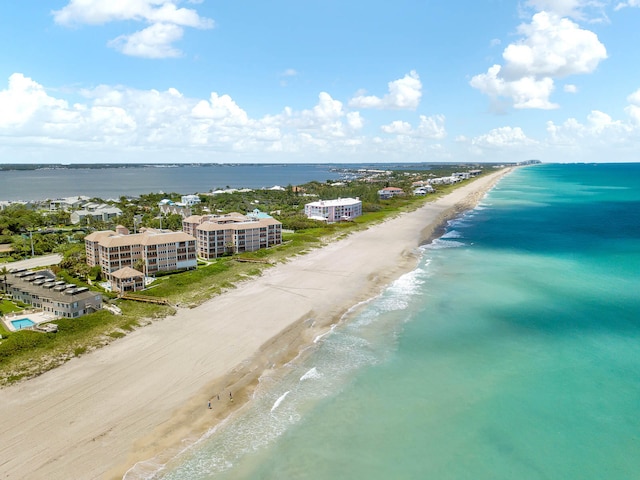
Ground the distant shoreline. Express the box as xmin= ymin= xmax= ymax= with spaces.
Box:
xmin=0 ymin=161 xmax=507 ymax=172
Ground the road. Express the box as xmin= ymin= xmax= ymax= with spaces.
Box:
xmin=1 ymin=253 xmax=63 ymax=271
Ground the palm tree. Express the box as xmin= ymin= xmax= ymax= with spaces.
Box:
xmin=0 ymin=265 xmax=8 ymax=294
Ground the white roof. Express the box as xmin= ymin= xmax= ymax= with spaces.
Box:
xmin=305 ymin=197 xmax=361 ymax=208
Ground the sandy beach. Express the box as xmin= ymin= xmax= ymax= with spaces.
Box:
xmin=0 ymin=169 xmax=510 ymax=480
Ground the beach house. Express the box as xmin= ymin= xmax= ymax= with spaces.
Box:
xmin=304 ymin=198 xmax=362 ymax=222
xmin=378 ymin=187 xmax=405 ymax=199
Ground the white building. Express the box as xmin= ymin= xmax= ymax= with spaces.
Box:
xmin=71 ymin=205 xmax=122 ymax=224
xmin=49 ymin=195 xmax=90 ymax=211
xmin=304 ymin=198 xmax=362 ymax=223
xmin=181 ymin=194 xmax=201 ymax=206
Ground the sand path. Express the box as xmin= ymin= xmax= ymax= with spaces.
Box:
xmin=0 ymin=169 xmax=509 ymax=479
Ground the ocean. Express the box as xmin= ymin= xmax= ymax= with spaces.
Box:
xmin=134 ymin=163 xmax=640 ymax=479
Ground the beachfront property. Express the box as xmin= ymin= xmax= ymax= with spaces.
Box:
xmin=378 ymin=187 xmax=405 ymax=199
xmin=4 ymin=268 xmax=102 ymax=319
xmin=413 ymin=185 xmax=435 ymax=195
xmin=109 ymin=266 xmax=145 ymax=293
xmin=70 ymin=204 xmax=123 ymax=224
xmin=85 ymin=226 xmax=197 ymax=287
xmin=183 ymin=212 xmax=283 ymax=259
xmin=304 ymin=197 xmax=362 ymax=223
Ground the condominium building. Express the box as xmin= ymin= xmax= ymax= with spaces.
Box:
xmin=85 ymin=227 xmax=197 ymax=280
xmin=5 ymin=269 xmax=102 ymax=319
xmin=183 ymin=213 xmax=283 ymax=259
xmin=304 ymin=197 xmax=362 ymax=222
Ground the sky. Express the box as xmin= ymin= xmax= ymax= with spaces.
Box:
xmin=0 ymin=0 xmax=639 ymax=165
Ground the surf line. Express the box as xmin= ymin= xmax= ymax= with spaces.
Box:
xmin=271 ymin=391 xmax=290 ymax=413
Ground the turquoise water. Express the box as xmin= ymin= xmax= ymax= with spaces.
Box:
xmin=136 ymin=164 xmax=640 ymax=480
xmin=11 ymin=318 xmax=35 ymax=330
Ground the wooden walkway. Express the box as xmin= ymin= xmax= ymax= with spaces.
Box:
xmin=119 ymin=293 xmax=169 ymax=305
xmin=233 ymin=257 xmax=272 ymax=264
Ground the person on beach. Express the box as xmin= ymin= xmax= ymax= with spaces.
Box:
xmin=208 ymin=401 xmax=211 ymax=409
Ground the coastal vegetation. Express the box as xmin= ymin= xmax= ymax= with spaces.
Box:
xmin=0 ymin=165 xmax=493 ymax=385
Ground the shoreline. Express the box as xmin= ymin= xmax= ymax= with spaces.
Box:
xmin=0 ymin=168 xmax=512 ymax=480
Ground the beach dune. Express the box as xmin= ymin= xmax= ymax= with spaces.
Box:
xmin=0 ymin=169 xmax=509 ymax=479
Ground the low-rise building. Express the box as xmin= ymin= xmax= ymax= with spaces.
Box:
xmin=49 ymin=196 xmax=90 ymax=211
xmin=413 ymin=185 xmax=435 ymax=195
xmin=304 ymin=198 xmax=362 ymax=223
xmin=159 ymin=203 xmax=192 ymax=218
xmin=110 ymin=267 xmax=145 ymax=293
xmin=181 ymin=194 xmax=201 ymax=206
xmin=5 ymin=269 xmax=102 ymax=319
xmin=378 ymin=187 xmax=405 ymax=199
xmin=71 ymin=205 xmax=122 ymax=224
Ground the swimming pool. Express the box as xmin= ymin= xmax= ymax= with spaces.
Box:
xmin=11 ymin=318 xmax=35 ymax=330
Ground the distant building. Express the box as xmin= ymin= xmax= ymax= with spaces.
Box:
xmin=378 ymin=187 xmax=405 ymax=200
xmin=49 ymin=196 xmax=90 ymax=211
xmin=71 ymin=205 xmax=122 ymax=224
xmin=413 ymin=185 xmax=435 ymax=195
xmin=304 ymin=198 xmax=362 ymax=223
xmin=183 ymin=212 xmax=283 ymax=259
xmin=181 ymin=194 xmax=201 ymax=206
xmin=5 ymin=269 xmax=102 ymax=319
xmin=158 ymin=199 xmax=192 ymax=218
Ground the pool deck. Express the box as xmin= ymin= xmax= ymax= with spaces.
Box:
xmin=2 ymin=310 xmax=56 ymax=332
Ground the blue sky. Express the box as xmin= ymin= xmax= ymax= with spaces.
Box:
xmin=0 ymin=0 xmax=639 ymax=164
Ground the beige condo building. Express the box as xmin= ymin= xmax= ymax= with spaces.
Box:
xmin=183 ymin=213 xmax=283 ymax=260
xmin=85 ymin=226 xmax=197 ymax=280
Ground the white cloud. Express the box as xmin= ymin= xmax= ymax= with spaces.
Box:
xmin=381 ymin=120 xmax=412 ymax=135
xmin=615 ymin=0 xmax=640 ymax=10
xmin=546 ymin=110 xmax=634 ymax=147
xmin=53 ymin=0 xmax=213 ymax=28
xmin=471 ymin=126 xmax=538 ymax=150
xmin=0 ymin=73 xmax=374 ymax=156
xmin=108 ymin=23 xmax=184 ymax=58
xmin=627 ymin=88 xmax=640 ymax=105
xmin=0 ymin=73 xmax=69 ymax=128
xmin=471 ymin=12 xmax=606 ymax=109
xmin=53 ymin=0 xmax=213 ymax=58
xmin=192 ymin=93 xmax=249 ymax=125
xmin=501 ymin=13 xmax=606 ymax=80
xmin=543 ymin=92 xmax=640 ymax=156
xmin=525 ymin=0 xmax=609 ymax=22
xmin=381 ymin=115 xmax=446 ymax=139
xmin=564 ymin=84 xmax=578 ymax=93
xmin=349 ymin=71 xmax=422 ymax=110
xmin=470 ymin=65 xmax=558 ymax=109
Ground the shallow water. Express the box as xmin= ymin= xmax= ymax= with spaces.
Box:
xmin=137 ymin=163 xmax=640 ymax=480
